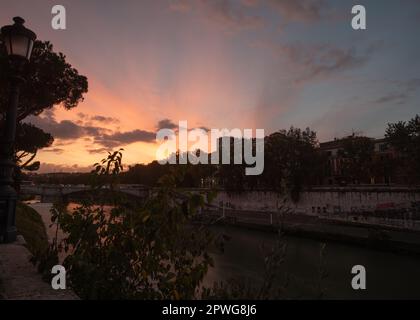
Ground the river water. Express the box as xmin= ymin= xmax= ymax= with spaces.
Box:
xmin=30 ymin=202 xmax=420 ymax=299
xmin=205 ymin=225 xmax=420 ymax=299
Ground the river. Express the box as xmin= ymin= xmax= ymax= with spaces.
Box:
xmin=30 ymin=202 xmax=420 ymax=299
xmin=205 ymin=225 xmax=420 ymax=299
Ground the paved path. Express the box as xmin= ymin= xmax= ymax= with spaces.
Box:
xmin=0 ymin=236 xmax=77 ymax=300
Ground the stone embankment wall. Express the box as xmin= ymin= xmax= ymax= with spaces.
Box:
xmin=212 ymin=187 xmax=420 ymax=216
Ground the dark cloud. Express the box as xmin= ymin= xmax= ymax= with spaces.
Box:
xmin=27 ymin=116 xmax=82 ymax=139
xmin=197 ymin=126 xmax=211 ymax=132
xmin=77 ymin=113 xmax=120 ymax=125
xmin=373 ymin=78 xmax=420 ymax=106
xmin=84 ymin=126 xmax=107 ymax=136
xmin=53 ymin=140 xmax=75 ymax=147
xmin=94 ymin=130 xmax=156 ymax=148
xmin=405 ymin=78 xmax=420 ymax=92
xmin=77 ymin=112 xmax=88 ymax=119
xmin=87 ymin=148 xmax=111 ymax=155
xmin=42 ymin=109 xmax=56 ymax=121
xmin=90 ymin=115 xmax=120 ymax=124
xmin=29 ymin=113 xmax=215 ymax=151
xmin=374 ymin=93 xmax=408 ymax=105
xmin=27 ymin=110 xmax=161 ymax=150
xmin=268 ymin=0 xmax=332 ymax=23
xmin=173 ymin=0 xmax=335 ymax=28
xmin=156 ymin=119 xmax=211 ymax=133
xmin=278 ymin=44 xmax=369 ymax=84
xmin=156 ymin=118 xmax=179 ymax=130
xmin=42 ymin=148 xmax=65 ymax=154
xmin=252 ymin=36 xmax=385 ymax=95
xmin=170 ymin=0 xmax=264 ymax=32
xmin=252 ymin=40 xmax=376 ymax=131
xmin=26 ymin=115 xmax=109 ymax=140
xmin=202 ymin=0 xmax=264 ymax=31
xmin=255 ymin=40 xmax=372 ymax=85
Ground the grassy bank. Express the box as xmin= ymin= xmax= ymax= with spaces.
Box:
xmin=16 ymin=202 xmax=49 ymax=257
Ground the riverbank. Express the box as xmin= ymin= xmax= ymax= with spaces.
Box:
xmin=0 ymin=203 xmax=77 ymax=300
xmin=29 ymin=201 xmax=420 ymax=257
xmin=26 ymin=202 xmax=420 ymax=299
xmin=0 ymin=236 xmax=77 ymax=300
xmin=199 ymin=211 xmax=420 ymax=256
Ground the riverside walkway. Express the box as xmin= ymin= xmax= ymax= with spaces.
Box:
xmin=0 ymin=236 xmax=77 ymax=300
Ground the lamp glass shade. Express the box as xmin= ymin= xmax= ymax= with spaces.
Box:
xmin=1 ymin=17 xmax=37 ymax=61
xmin=3 ymin=35 xmax=12 ymax=55
xmin=27 ymin=38 xmax=34 ymax=59
xmin=4 ymin=34 xmax=33 ymax=59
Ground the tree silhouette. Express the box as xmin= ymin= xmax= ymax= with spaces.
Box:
xmin=15 ymin=123 xmax=53 ymax=170
xmin=0 ymin=40 xmax=88 ymax=121
xmin=386 ymin=115 xmax=420 ymax=184
xmin=263 ymin=127 xmax=323 ymax=201
xmin=0 ymin=40 xmax=88 ymax=173
xmin=336 ymin=135 xmax=375 ymax=184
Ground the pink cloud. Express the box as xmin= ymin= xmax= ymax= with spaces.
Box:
xmin=268 ymin=0 xmax=333 ymax=23
xmin=170 ymin=0 xmax=264 ymax=32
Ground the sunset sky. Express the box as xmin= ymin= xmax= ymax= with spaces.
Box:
xmin=1 ymin=0 xmax=420 ymax=172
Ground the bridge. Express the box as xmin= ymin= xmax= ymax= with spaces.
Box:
xmin=20 ymin=184 xmax=151 ymax=203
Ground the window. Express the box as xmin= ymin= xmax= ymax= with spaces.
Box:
xmin=379 ymin=143 xmax=389 ymax=152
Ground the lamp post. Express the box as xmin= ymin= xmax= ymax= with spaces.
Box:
xmin=0 ymin=17 xmax=36 ymax=243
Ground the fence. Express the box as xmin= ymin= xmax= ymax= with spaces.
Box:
xmin=198 ymin=201 xmax=420 ymax=231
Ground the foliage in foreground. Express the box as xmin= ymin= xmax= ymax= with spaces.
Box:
xmin=34 ymin=151 xmax=329 ymax=299
xmin=38 ymin=151 xmax=221 ymax=299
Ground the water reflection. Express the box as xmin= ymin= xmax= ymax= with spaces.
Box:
xmin=206 ymin=225 xmax=420 ymax=299
xmin=30 ymin=203 xmax=420 ymax=299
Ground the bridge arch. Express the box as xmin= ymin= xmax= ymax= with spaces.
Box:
xmin=20 ymin=184 xmax=151 ymax=203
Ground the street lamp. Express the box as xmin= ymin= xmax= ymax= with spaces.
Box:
xmin=0 ymin=17 xmax=36 ymax=243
